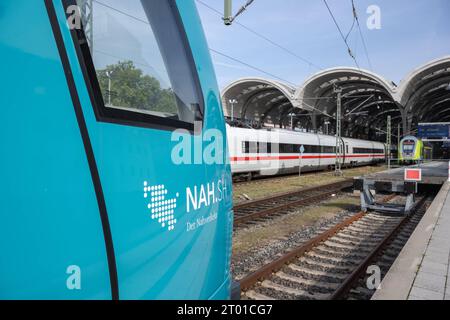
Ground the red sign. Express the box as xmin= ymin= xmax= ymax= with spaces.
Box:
xmin=405 ymin=169 xmax=422 ymax=182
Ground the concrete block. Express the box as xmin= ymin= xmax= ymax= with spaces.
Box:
xmin=437 ymin=219 xmax=450 ymax=227
xmin=414 ymin=272 xmax=446 ymax=293
xmin=408 ymin=295 xmax=424 ymax=300
xmin=426 ymin=245 xmax=450 ymax=255
xmin=424 ymin=251 xmax=449 ymax=265
xmin=409 ymin=286 xmax=443 ymax=300
xmin=419 ymin=260 xmax=448 ymax=277
xmin=434 ymin=219 xmax=450 ymax=227
xmin=431 ymin=232 xmax=450 ymax=242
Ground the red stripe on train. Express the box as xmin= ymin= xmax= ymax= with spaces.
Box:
xmin=230 ymin=154 xmax=385 ymax=162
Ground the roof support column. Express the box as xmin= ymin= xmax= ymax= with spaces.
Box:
xmin=399 ymin=105 xmax=408 ymax=138
xmin=311 ymin=113 xmax=318 ymax=131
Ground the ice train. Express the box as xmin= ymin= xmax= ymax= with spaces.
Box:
xmin=227 ymin=125 xmax=387 ymax=178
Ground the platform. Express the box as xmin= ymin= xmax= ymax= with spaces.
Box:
xmin=372 ymin=182 xmax=450 ymax=300
xmin=364 ymin=161 xmax=449 ymax=186
xmin=354 ymin=161 xmax=449 ymax=214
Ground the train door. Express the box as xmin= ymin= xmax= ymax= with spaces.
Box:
xmin=317 ymin=135 xmax=335 ymax=169
xmin=305 ymin=134 xmax=321 ymax=171
xmin=343 ymin=140 xmax=348 ymax=166
xmin=50 ymin=0 xmax=233 ymax=300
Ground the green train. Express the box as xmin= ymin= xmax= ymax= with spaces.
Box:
xmin=399 ymin=136 xmax=433 ymax=162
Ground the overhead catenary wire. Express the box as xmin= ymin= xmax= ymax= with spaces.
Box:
xmin=196 ymin=0 xmax=324 ymax=71
xmin=322 ymin=0 xmax=361 ymax=70
xmin=352 ymin=0 xmax=374 ymax=71
xmin=344 ymin=4 xmax=357 ymax=43
xmin=230 ymin=0 xmax=256 ymax=24
xmin=209 ymin=48 xmax=297 ymax=86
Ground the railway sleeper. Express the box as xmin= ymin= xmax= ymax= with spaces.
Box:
xmin=321 ymin=239 xmax=374 ymax=251
xmin=346 ymin=224 xmax=397 ymax=234
xmin=319 ymin=244 xmax=374 ymax=256
xmin=312 ymin=248 xmax=369 ymax=262
xmin=339 ymin=229 xmax=387 ymax=240
xmin=349 ymin=286 xmax=375 ymax=297
xmin=352 ymin=218 xmax=396 ymax=226
xmin=312 ymin=252 xmax=366 ymax=265
xmin=382 ymin=248 xmax=403 ymax=258
xmin=287 ymin=263 xmax=350 ymax=281
xmin=252 ymin=286 xmax=311 ymax=301
xmin=271 ymin=275 xmax=336 ymax=294
xmin=378 ymin=254 xmax=396 ymax=263
xmin=333 ymin=234 xmax=383 ymax=245
xmin=304 ymin=252 xmax=360 ymax=267
xmin=363 ymin=215 xmax=402 ymax=223
xmin=259 ymin=280 xmax=330 ymax=300
xmin=355 ymin=219 xmax=400 ymax=227
xmin=275 ymin=271 xmax=340 ymax=291
xmin=294 ymin=258 xmax=354 ymax=273
xmin=323 ymin=239 xmax=374 ymax=251
xmin=244 ymin=290 xmax=275 ymax=301
xmin=345 ymin=224 xmax=392 ymax=234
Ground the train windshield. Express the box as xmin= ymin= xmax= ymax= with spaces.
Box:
xmin=75 ymin=0 xmax=202 ymax=125
xmin=403 ymin=140 xmax=415 ymax=151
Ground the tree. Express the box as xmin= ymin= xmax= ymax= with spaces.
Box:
xmin=96 ymin=61 xmax=178 ymax=114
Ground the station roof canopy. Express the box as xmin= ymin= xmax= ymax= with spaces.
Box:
xmin=396 ymin=56 xmax=450 ymax=126
xmin=221 ymin=77 xmax=297 ymax=128
xmin=295 ymin=67 xmax=399 ymax=139
xmin=222 ymin=56 xmax=450 ymax=141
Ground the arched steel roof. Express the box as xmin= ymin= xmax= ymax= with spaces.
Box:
xmin=221 ymin=77 xmax=298 ymax=128
xmin=221 ymin=57 xmax=450 ymax=140
xmin=396 ymin=56 xmax=450 ymax=128
xmin=295 ymin=67 xmax=396 ymax=103
xmin=293 ymin=67 xmax=400 ymax=139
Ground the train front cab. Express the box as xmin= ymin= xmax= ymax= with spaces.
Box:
xmin=399 ymin=136 xmax=422 ymax=163
xmin=0 ymin=0 xmax=233 ymax=300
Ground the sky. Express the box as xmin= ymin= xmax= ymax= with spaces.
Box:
xmin=195 ymin=0 xmax=450 ymax=89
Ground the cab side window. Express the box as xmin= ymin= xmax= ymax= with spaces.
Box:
xmin=69 ymin=0 xmax=203 ymax=130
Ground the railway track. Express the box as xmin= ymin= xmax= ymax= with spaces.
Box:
xmin=233 ymin=164 xmax=384 ymax=185
xmin=233 ymin=171 xmax=321 ymax=185
xmin=233 ymin=180 xmax=353 ymax=228
xmin=238 ymin=195 xmax=431 ymax=300
xmin=345 ymin=202 xmax=429 ymax=300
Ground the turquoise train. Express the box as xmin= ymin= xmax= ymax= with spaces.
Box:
xmin=0 ymin=0 xmax=233 ymax=299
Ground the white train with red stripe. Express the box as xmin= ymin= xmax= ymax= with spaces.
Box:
xmin=227 ymin=125 xmax=386 ymax=177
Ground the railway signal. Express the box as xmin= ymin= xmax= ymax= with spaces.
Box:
xmin=299 ymin=145 xmax=305 ymax=177
xmin=404 ymin=168 xmax=422 ymax=182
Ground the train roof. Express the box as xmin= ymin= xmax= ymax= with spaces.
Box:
xmin=227 ymin=125 xmax=385 ymax=145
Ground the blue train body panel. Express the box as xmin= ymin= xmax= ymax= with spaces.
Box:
xmin=0 ymin=0 xmax=112 ymax=299
xmin=0 ymin=0 xmax=233 ymax=300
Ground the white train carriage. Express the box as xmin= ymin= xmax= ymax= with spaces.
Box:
xmin=227 ymin=125 xmax=386 ymax=177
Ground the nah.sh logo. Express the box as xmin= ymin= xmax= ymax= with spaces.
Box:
xmin=144 ymin=181 xmax=179 ymax=232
